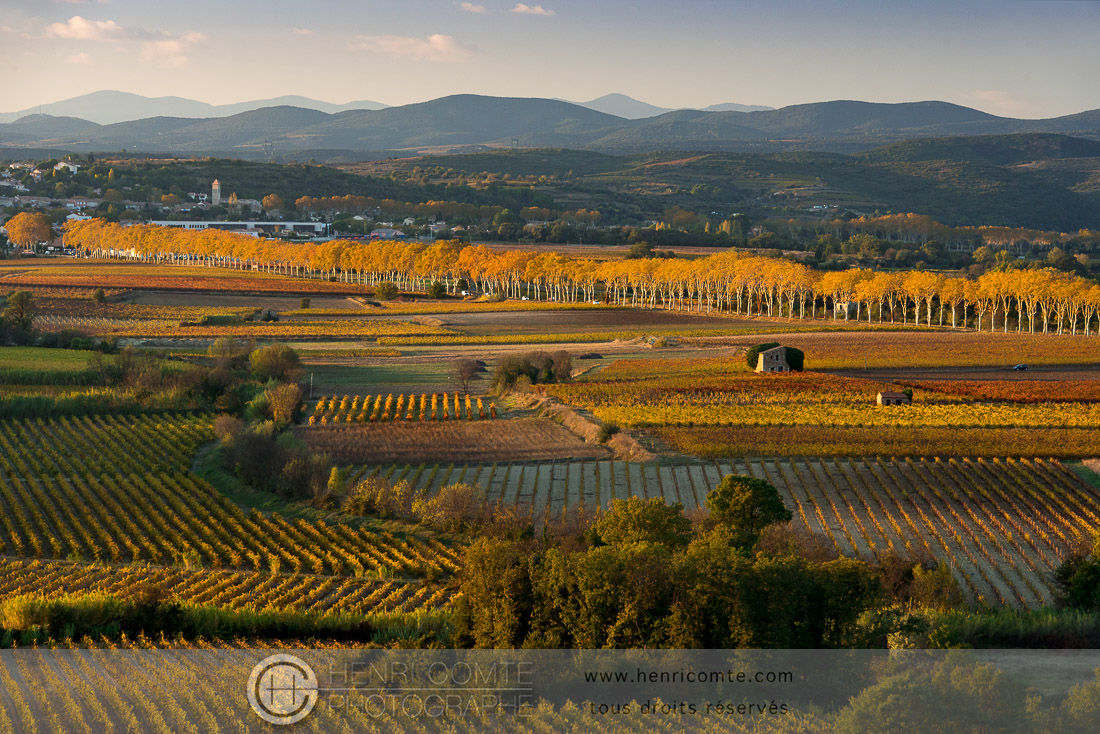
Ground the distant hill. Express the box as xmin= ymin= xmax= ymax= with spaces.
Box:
xmin=857 ymin=133 xmax=1100 ymax=165
xmin=3 ymin=95 xmax=1100 ymax=156
xmin=577 ymin=94 xmax=672 ymax=119
xmin=0 ymin=91 xmax=387 ymax=126
xmin=701 ymin=102 xmax=775 ymax=113
xmin=46 ymin=95 xmax=628 ymax=152
xmin=576 ymin=94 xmax=773 ymax=119
xmin=0 ymin=114 xmax=100 ymax=144
xmin=368 ymin=134 xmax=1100 ymax=232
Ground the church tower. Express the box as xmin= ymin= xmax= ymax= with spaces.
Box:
xmin=211 ymin=179 xmax=222 ymax=207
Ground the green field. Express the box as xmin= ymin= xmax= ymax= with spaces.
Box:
xmin=303 ymin=362 xmax=455 ymax=395
xmin=0 ymin=347 xmax=102 ymax=372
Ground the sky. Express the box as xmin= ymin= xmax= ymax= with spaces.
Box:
xmin=1 ymin=0 xmax=1099 ymax=118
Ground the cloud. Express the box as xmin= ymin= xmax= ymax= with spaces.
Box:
xmin=44 ymin=16 xmax=203 ymax=66
xmin=292 ymin=27 xmax=315 ymax=36
xmin=351 ymin=34 xmax=473 ymax=61
xmin=959 ymin=89 xmax=1030 ymax=117
xmin=45 ymin=16 xmax=133 ymax=40
xmin=139 ymin=32 xmax=205 ymax=67
xmin=67 ymin=51 xmax=92 ymax=64
xmin=459 ymin=2 xmax=486 ymax=12
xmin=512 ymin=3 xmax=555 ymax=15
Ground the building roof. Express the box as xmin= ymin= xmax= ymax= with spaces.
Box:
xmin=878 ymin=391 xmax=909 ymax=398
xmin=760 ymin=346 xmax=786 ymax=355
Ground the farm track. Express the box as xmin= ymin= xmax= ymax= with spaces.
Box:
xmin=350 ymin=456 xmax=1100 ymax=609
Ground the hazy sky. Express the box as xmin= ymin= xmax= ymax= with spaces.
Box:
xmin=2 ymin=0 xmax=1099 ymax=117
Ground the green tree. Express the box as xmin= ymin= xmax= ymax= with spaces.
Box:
xmin=705 ymin=474 xmax=792 ymax=547
xmin=835 ymin=658 xmax=1027 ymax=734
xmin=249 ymin=345 xmax=302 ymax=382
xmin=455 ymin=537 xmax=533 ymax=648
xmin=527 ymin=543 xmax=674 ymax=649
xmin=593 ymin=496 xmax=693 ymax=550
xmin=2 ymin=290 xmax=35 ymax=336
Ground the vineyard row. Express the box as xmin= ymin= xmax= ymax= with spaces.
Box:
xmin=309 ymin=393 xmax=496 ymax=425
xmin=0 ymin=558 xmax=451 ymax=617
xmin=0 ymin=471 xmax=459 ymax=579
xmin=351 ymin=456 xmax=1099 ymax=609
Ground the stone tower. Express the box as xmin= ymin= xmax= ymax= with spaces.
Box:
xmin=211 ymin=179 xmax=221 ymax=207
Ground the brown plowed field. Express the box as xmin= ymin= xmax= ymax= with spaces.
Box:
xmin=298 ymin=417 xmax=609 ymax=463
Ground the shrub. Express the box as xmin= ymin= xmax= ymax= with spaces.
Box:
xmin=376 ymin=281 xmax=399 ymax=300
xmin=221 ymin=422 xmax=330 ymax=500
xmin=492 ymin=351 xmax=573 ymax=391
xmin=910 ymin=561 xmax=965 ymax=611
xmin=597 ymin=422 xmax=620 ymax=443
xmin=207 ymin=337 xmax=253 ymax=370
xmin=414 ymin=483 xmax=488 ymax=531
xmin=344 ymin=477 xmax=419 ymax=519
xmin=1055 ymin=553 xmax=1100 ymax=611
xmin=213 ymin=414 xmax=244 ymax=443
xmin=593 ymin=496 xmax=693 ymax=549
xmin=299 ymin=297 xmax=311 ymax=310
xmin=785 ymin=346 xmax=805 ymax=371
xmin=744 ymin=342 xmax=781 ymax=370
xmin=266 ymin=383 xmax=303 ymax=426
xmin=705 ymin=474 xmax=792 ymax=548
xmin=92 ymin=288 xmax=106 ymax=304
xmin=426 ymin=281 xmax=446 ymax=299
xmin=249 ymin=344 xmax=302 ymax=382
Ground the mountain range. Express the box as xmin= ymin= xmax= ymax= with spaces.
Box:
xmin=0 ymin=91 xmax=388 ymax=126
xmin=0 ymin=90 xmax=769 ymax=126
xmin=1 ymin=94 xmax=1099 ymax=157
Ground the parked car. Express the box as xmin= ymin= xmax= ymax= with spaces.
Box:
xmin=1013 ymin=364 xmax=1028 ymax=371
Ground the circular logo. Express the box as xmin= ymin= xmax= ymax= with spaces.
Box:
xmin=247 ymin=654 xmax=319 ymax=725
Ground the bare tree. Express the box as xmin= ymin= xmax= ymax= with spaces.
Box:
xmin=452 ymin=358 xmax=481 ymax=394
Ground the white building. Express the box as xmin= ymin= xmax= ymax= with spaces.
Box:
xmin=54 ymin=161 xmax=80 ymax=174
xmin=211 ymin=179 xmax=222 ymax=207
xmin=148 ymin=220 xmax=328 ymax=236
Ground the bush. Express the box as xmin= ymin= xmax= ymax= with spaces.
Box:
xmin=249 ymin=344 xmax=302 ymax=382
xmin=426 ymin=281 xmax=446 ymax=299
xmin=266 ymin=383 xmax=303 ymax=426
xmin=785 ymin=346 xmax=805 ymax=371
xmin=344 ymin=477 xmax=419 ymax=519
xmin=213 ymin=414 xmax=244 ymax=443
xmin=207 ymin=337 xmax=253 ymax=370
xmin=597 ymin=422 xmax=620 ymax=443
xmin=414 ymin=483 xmax=488 ymax=531
xmin=492 ymin=351 xmax=573 ymax=391
xmin=376 ymin=281 xmax=399 ymax=300
xmin=744 ymin=342 xmax=781 ymax=370
xmin=910 ymin=561 xmax=966 ymax=611
xmin=1055 ymin=554 xmax=1100 ymax=610
xmin=593 ymin=496 xmax=693 ymax=549
xmin=92 ymin=288 xmax=106 ymax=304
xmin=221 ymin=422 xmax=330 ymax=500
xmin=705 ymin=474 xmax=792 ymax=548
xmin=299 ymin=297 xmax=311 ymax=310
